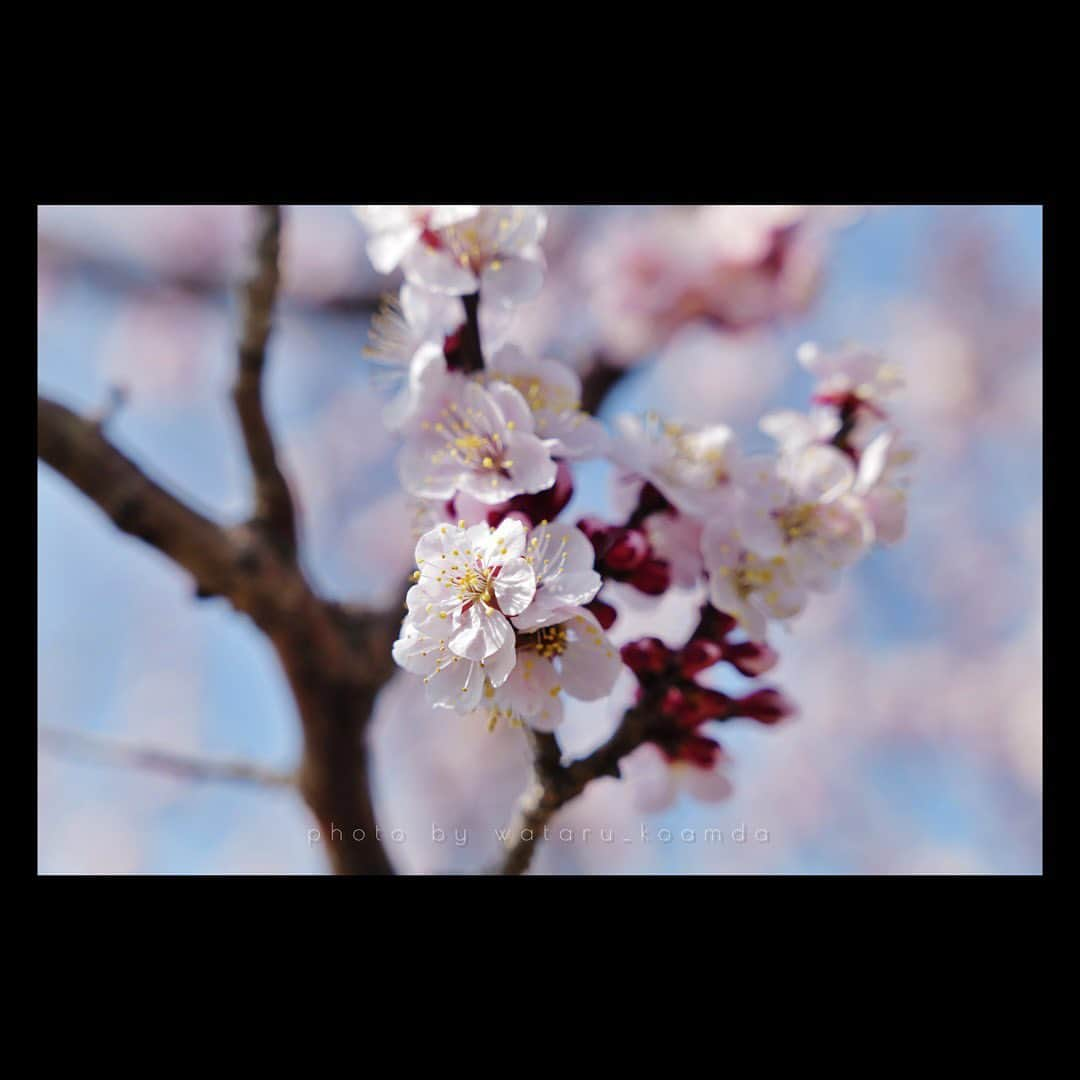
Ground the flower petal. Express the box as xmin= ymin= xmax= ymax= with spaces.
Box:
xmin=481 ymin=255 xmax=545 ymax=307
xmin=559 ymin=611 xmax=622 ymax=701
xmin=492 ymin=556 xmax=536 ymax=616
xmin=449 ymin=604 xmax=512 ymax=661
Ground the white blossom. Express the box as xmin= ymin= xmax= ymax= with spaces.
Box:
xmin=365 ymin=284 xmax=512 ymax=431
xmin=853 ymin=429 xmax=917 ymax=545
xmin=353 ymin=205 xmax=479 ymax=275
xmin=611 ymin=413 xmax=743 ymax=517
xmin=397 ymin=369 xmax=557 ymax=505
xmin=494 ymin=608 xmax=621 ymax=732
xmin=621 ymin=741 xmax=733 ymax=813
xmin=643 ymin=510 xmax=705 ymax=588
xmin=396 ymin=205 xmax=548 ymax=307
xmin=797 ymin=341 xmax=904 ymax=410
xmin=701 ymin=524 xmax=807 ymax=642
xmin=392 ymin=519 xmax=537 ymax=710
xmin=735 ymin=452 xmax=873 ymax=592
xmin=513 ymin=521 xmax=603 ymax=631
xmin=485 ymin=345 xmax=608 ymax=460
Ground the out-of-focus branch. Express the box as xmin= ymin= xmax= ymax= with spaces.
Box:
xmin=39 ymin=726 xmax=295 ymax=789
xmin=37 ymin=397 xmax=242 ymax=596
xmin=37 ymin=205 xmax=403 ymax=875
xmin=458 ymin=292 xmax=485 ymax=374
xmin=233 ymin=205 xmax=298 ymax=559
xmin=37 ymin=234 xmax=384 ymax=316
xmin=38 ymin=394 xmax=399 ymax=875
xmin=579 ymin=353 xmax=626 ymax=417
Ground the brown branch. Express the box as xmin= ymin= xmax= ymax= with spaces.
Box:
xmin=39 ymin=726 xmax=295 ymax=789
xmin=457 ymin=291 xmax=486 ymax=374
xmin=498 ymin=603 xmax=716 ymax=875
xmin=232 ymin=205 xmax=298 ymax=559
xmin=496 ymin=709 xmax=650 ymax=875
xmin=37 ymin=233 xmax=384 ymax=316
xmin=37 ymin=396 xmax=398 ymax=876
xmin=579 ymin=353 xmax=626 ymax=417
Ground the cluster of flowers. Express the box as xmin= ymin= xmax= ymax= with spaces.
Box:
xmin=353 ymin=205 xmax=913 ymax=807
xmin=604 ymin=341 xmax=915 ymax=643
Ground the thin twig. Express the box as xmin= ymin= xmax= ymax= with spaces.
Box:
xmin=232 ymin=205 xmax=298 ymax=559
xmin=458 ymin=291 xmax=485 ymax=374
xmin=497 ymin=604 xmax=712 ymax=875
xmin=39 ymin=726 xmax=295 ymax=789
xmin=579 ymin=353 xmax=626 ymax=416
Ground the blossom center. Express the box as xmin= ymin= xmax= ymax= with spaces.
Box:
xmin=518 ymin=624 xmax=569 ymax=660
xmin=776 ymin=503 xmax=818 ymax=541
xmin=423 ymin=404 xmax=514 ymax=476
xmin=448 ymin=561 xmax=500 ymax=612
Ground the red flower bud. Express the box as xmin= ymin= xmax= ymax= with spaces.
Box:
xmin=627 ymin=557 xmax=671 ymax=596
xmin=585 ymin=598 xmax=617 ymax=631
xmin=680 ymin=639 xmax=725 ymax=678
xmin=688 ymin=687 xmax=734 ymax=724
xmin=577 ymin=516 xmax=613 ymax=557
xmin=620 ymin=637 xmax=673 ymax=677
xmin=722 ymin=641 xmax=780 ymax=677
xmin=694 ymin=605 xmax=737 ymax=643
xmin=604 ymin=528 xmax=650 ymax=572
xmin=660 ymin=686 xmax=688 ymax=718
xmin=674 ymin=732 xmax=723 ymax=768
xmin=733 ymin=688 xmax=797 ymax=725
xmin=489 ymin=460 xmax=574 ymax=527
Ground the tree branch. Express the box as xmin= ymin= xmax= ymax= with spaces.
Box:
xmin=498 ymin=603 xmax=717 ymax=875
xmin=233 ymin=205 xmax=298 ymax=559
xmin=38 ymin=394 xmax=398 ymax=874
xmin=579 ymin=353 xmax=626 ymax=417
xmin=496 ymin=708 xmax=650 ymax=875
xmin=39 ymin=726 xmax=295 ymax=789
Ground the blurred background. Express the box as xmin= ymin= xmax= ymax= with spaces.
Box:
xmin=37 ymin=205 xmax=1043 ymax=874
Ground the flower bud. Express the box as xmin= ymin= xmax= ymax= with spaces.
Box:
xmin=680 ymin=639 xmax=725 ymax=678
xmin=733 ymin=688 xmax=797 ymax=725
xmin=586 ymin=598 xmax=617 ymax=631
xmin=604 ymin=527 xmax=650 ymax=572
xmin=722 ymin=641 xmax=780 ymax=677
xmin=627 ymin=557 xmax=671 ymax=596
xmin=621 ymin=637 xmax=673 ymax=677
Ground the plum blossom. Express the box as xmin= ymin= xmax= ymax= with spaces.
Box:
xmin=798 ymin=341 xmax=904 ymax=413
xmin=365 ymin=284 xmax=465 ymax=374
xmin=352 ymin=205 xmax=478 ymax=275
xmin=366 ymin=286 xmax=465 ymax=431
xmin=621 ymin=740 xmax=733 ymax=812
xmin=496 ymin=522 xmax=619 ymax=731
xmin=643 ymin=510 xmax=705 ymax=589
xmin=485 ymin=345 xmax=608 ymax=460
xmin=735 ymin=452 xmax=874 ymax=592
xmin=759 ymin=407 xmax=845 ymax=461
xmin=385 ymin=205 xmax=548 ymax=307
xmin=397 ymin=370 xmax=557 ymax=505
xmin=365 ymin=284 xmax=514 ymax=430
xmin=701 ymin=525 xmax=807 ymax=642
xmin=392 ymin=519 xmax=536 ymax=709
xmin=853 ymin=429 xmax=917 ymax=545
xmin=495 ymin=608 xmax=621 ymax=732
xmin=513 ymin=521 xmax=604 ymax=631
xmin=611 ymin=413 xmax=743 ymax=517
